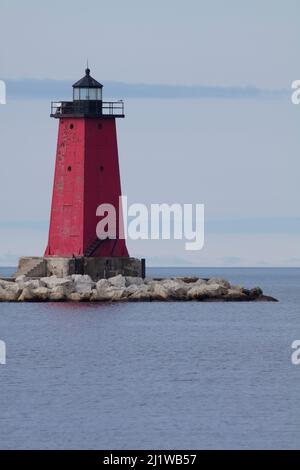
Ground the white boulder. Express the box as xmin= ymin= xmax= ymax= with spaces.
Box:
xmin=72 ymin=274 xmax=94 ymax=294
xmin=0 ymin=283 xmax=22 ymax=301
xmin=128 ymin=285 xmax=152 ymax=301
xmin=108 ymin=274 xmax=126 ymax=288
xmin=41 ymin=276 xmax=73 ymax=293
xmin=161 ymin=279 xmax=188 ymax=298
xmin=151 ymin=283 xmax=169 ymax=300
xmin=95 ymin=285 xmax=125 ymax=301
xmin=125 ymin=276 xmax=144 ymax=287
xmin=207 ymin=277 xmax=231 ymax=289
xmin=32 ymin=287 xmax=49 ymax=301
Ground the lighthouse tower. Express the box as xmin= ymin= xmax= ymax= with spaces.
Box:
xmin=15 ymin=68 xmax=143 ymax=279
xmin=45 ymin=67 xmax=129 ymax=258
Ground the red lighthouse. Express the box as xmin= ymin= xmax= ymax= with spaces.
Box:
xmin=45 ymin=67 xmax=129 ymax=258
xmin=15 ymin=68 xmax=143 ymax=279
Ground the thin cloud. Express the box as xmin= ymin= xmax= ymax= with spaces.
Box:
xmin=5 ymin=79 xmax=288 ymax=101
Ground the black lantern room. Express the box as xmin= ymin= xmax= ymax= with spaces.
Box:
xmin=50 ymin=67 xmax=124 ymax=118
xmin=72 ymin=67 xmax=103 ymax=101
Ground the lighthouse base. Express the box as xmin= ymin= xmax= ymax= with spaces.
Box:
xmin=14 ymin=256 xmax=145 ymax=281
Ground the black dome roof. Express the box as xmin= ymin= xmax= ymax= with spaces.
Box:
xmin=73 ymin=68 xmax=103 ymax=88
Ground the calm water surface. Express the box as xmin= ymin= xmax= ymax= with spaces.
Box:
xmin=0 ymin=267 xmax=299 ymax=449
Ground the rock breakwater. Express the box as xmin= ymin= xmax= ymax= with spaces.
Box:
xmin=0 ymin=275 xmax=277 ymax=302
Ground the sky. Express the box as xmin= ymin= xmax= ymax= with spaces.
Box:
xmin=0 ymin=0 xmax=299 ymax=267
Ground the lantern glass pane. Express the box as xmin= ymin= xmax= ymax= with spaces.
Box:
xmin=73 ymin=88 xmax=80 ymax=100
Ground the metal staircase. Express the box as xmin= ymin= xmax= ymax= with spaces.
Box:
xmin=85 ymin=237 xmax=109 ymax=257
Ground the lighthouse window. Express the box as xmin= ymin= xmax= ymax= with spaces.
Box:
xmin=69 ymin=123 xmax=74 ymax=129
xmin=100 ymin=165 xmax=104 ymax=172
xmin=67 ymin=166 xmax=72 ymax=172
xmin=77 ymin=87 xmax=100 ymax=100
xmin=88 ymin=88 xmax=98 ymax=100
xmin=73 ymin=88 xmax=80 ymax=100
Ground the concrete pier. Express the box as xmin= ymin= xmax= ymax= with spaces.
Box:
xmin=14 ymin=256 xmax=145 ymax=281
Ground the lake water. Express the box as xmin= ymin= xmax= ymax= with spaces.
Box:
xmin=0 ymin=267 xmax=299 ymax=450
